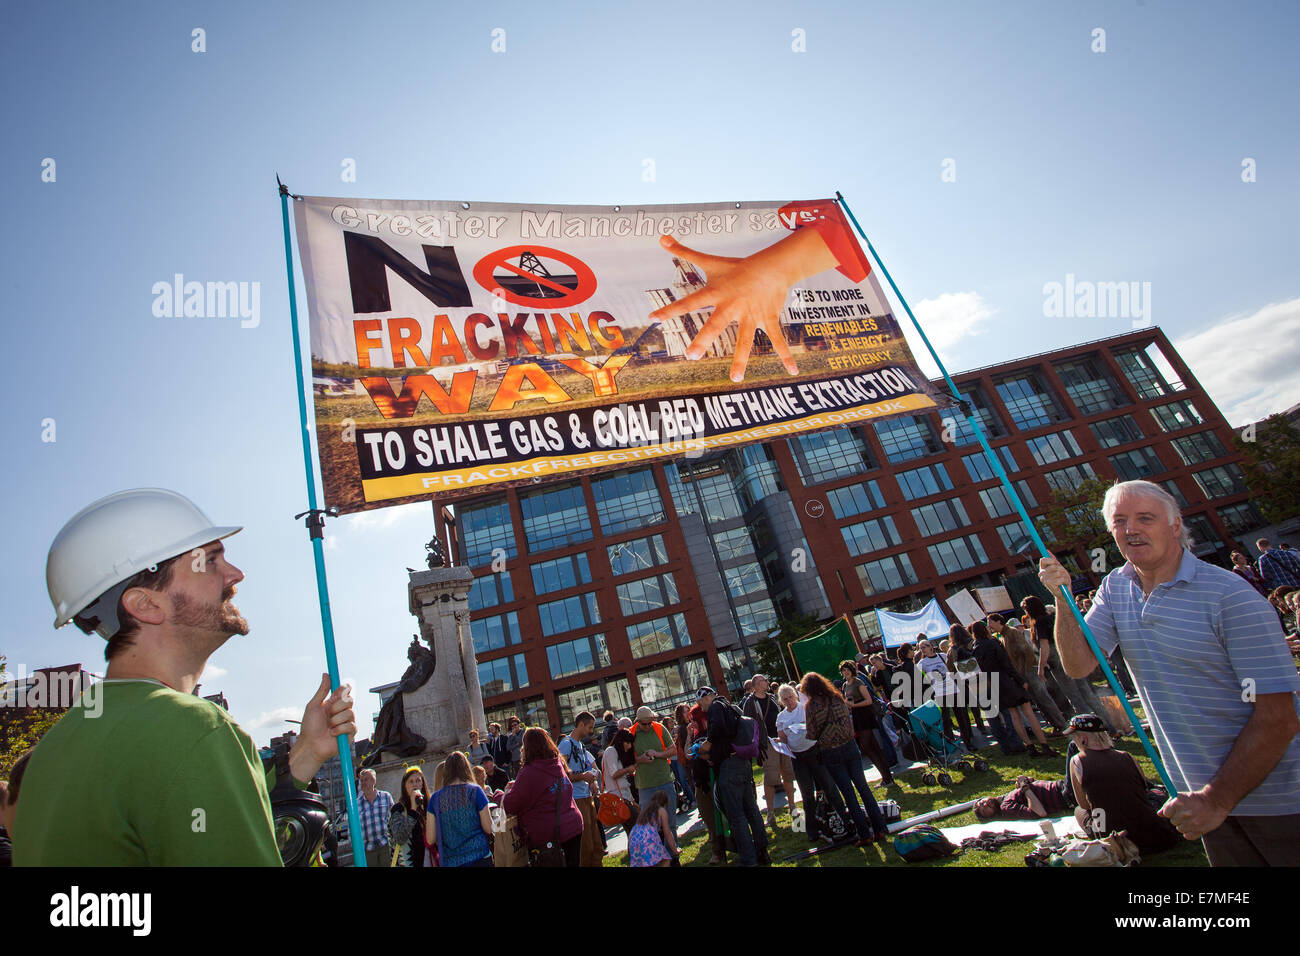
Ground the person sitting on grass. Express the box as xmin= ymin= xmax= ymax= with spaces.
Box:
xmin=1065 ymin=714 xmax=1181 ymax=857
xmin=628 ymin=790 xmax=678 ymax=867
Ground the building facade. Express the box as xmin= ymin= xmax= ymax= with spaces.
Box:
xmin=433 ymin=328 xmax=1264 ymax=732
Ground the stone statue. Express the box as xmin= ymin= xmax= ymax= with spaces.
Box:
xmin=425 ymin=535 xmax=446 ymax=570
xmin=362 ymin=638 xmax=436 ymax=767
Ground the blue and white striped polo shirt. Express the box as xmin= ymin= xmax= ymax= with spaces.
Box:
xmin=1086 ymin=549 xmax=1300 ymax=815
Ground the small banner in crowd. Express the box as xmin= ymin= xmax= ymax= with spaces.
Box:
xmin=790 ymin=617 xmax=860 ymax=680
xmin=875 ymin=599 xmax=950 ymax=649
xmin=944 ymin=588 xmax=985 ymax=627
xmin=292 ymin=195 xmax=949 ymax=512
xmin=974 ymin=585 xmax=1014 ymax=613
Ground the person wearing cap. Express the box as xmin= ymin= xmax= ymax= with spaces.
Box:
xmin=18 ymin=488 xmax=356 ymax=866
xmin=1065 ymin=714 xmax=1180 ymax=857
xmin=630 ymin=705 xmax=679 ymax=840
xmin=687 ymin=687 xmax=727 ymax=864
xmin=481 ymin=754 xmax=510 ymax=793
xmin=1042 ymin=479 xmax=1300 ymax=866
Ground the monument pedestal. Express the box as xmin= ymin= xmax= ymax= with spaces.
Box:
xmin=362 ymin=566 xmax=487 ymax=799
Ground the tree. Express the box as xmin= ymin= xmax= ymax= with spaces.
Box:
xmin=751 ymin=612 xmax=823 ymax=685
xmin=1039 ymin=476 xmax=1122 ymax=574
xmin=0 ymin=655 xmax=68 ymax=776
xmin=1234 ymin=414 xmax=1300 ymax=524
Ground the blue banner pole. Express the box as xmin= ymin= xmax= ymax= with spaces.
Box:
xmin=277 ymin=180 xmax=368 ymax=864
xmin=834 ymin=191 xmax=1176 ymax=794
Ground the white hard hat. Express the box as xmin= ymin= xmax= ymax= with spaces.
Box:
xmin=46 ymin=488 xmax=241 ymax=638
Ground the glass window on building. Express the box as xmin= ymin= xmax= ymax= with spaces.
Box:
xmin=789 ymin=429 xmax=876 ymax=485
xmin=979 ymin=481 xmax=1037 ymax=518
xmin=1089 ymin=414 xmax=1145 ymax=449
xmin=962 ymin=447 xmax=1019 ymax=482
xmin=994 ymin=372 xmax=1068 ymax=430
xmin=485 ymin=696 xmax=546 ymax=731
xmin=478 ymin=653 xmax=529 ymax=697
xmin=607 ymin=534 xmax=669 ymax=575
xmin=626 ymin=613 xmax=691 ymax=659
xmin=1159 ymin=479 xmax=1189 ymax=508
xmin=723 ymin=562 xmax=767 ymax=601
xmin=468 ymin=572 xmax=514 ymax=611
xmin=873 ymin=415 xmax=943 ymax=464
xmin=896 ymin=463 xmax=954 ymax=501
xmin=1183 ymin=513 xmax=1222 ymax=552
xmin=996 ymin=521 xmax=1036 ymax=555
xmin=637 ymin=656 xmax=710 ymax=709
xmin=556 ymin=678 xmax=633 ymax=730
xmin=712 ymin=526 xmax=756 ymax=562
xmin=928 ymin=535 xmax=990 ymax=576
xmin=1115 ymin=348 xmax=1172 ymax=399
xmin=677 ymin=465 xmax=744 ymax=523
xmin=1026 ymin=429 xmax=1084 ymax=466
xmin=841 ymin=515 xmax=903 ymax=555
xmin=1109 ymin=447 xmax=1166 ymax=481
xmin=520 ymin=482 xmax=591 ymax=553
xmin=470 ymin=610 xmax=521 ymax=655
xmin=530 ymin=552 xmax=592 ymax=595
xmin=592 ymin=467 xmax=666 ymax=535
xmin=1217 ymin=501 xmax=1265 ymax=537
xmin=1053 ymin=356 xmax=1129 ymax=414
xmin=736 ymin=444 xmax=785 ymax=509
xmin=616 ymin=572 xmax=680 ymax=616
xmin=1193 ymin=464 xmax=1247 ymax=499
xmin=911 ymin=499 xmax=970 ymax=538
xmin=857 ymin=553 xmax=917 ymax=596
xmin=458 ymin=498 xmax=517 ymax=568
xmin=735 ymin=596 xmax=779 ymax=637
xmin=537 ymin=592 xmax=601 ymax=637
xmin=825 ymin=479 xmax=887 ymax=518
xmin=944 ymin=384 xmax=1007 ymax=445
xmin=546 ymin=634 xmax=611 ymax=680
xmin=1150 ymin=399 xmax=1203 ymax=432
xmin=1170 ymin=430 xmax=1228 ymax=466
xmin=1043 ymin=462 xmax=1098 ymax=493
xmin=717 ymin=649 xmax=748 ymax=691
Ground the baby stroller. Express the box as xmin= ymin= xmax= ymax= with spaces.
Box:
xmin=906 ymin=700 xmax=989 ymax=787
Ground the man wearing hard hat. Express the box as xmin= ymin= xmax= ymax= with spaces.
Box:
xmin=15 ymin=488 xmax=357 ymax=866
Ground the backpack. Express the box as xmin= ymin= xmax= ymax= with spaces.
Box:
xmin=892 ymin=823 xmax=958 ymax=863
xmin=727 ymin=703 xmax=763 ymax=760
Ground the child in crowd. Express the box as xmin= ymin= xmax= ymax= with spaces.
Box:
xmin=628 ymin=790 xmax=678 ymax=867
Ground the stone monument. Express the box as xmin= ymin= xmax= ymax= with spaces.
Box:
xmin=369 ymin=565 xmax=488 ymax=798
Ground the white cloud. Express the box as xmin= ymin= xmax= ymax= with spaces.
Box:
xmin=339 ymin=502 xmax=429 ymax=534
xmin=1173 ymin=297 xmax=1300 ymax=426
xmin=907 ymin=291 xmax=995 ymax=379
xmin=202 ymin=664 xmax=228 ymax=679
xmin=246 ymin=705 xmax=300 ymax=735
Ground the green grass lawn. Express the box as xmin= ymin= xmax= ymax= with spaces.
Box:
xmin=609 ymin=737 xmax=1209 ymax=868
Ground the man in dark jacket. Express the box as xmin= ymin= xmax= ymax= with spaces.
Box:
xmin=702 ymin=686 xmax=769 ymax=867
xmin=972 ymin=624 xmax=1033 ymax=757
xmin=742 ymin=674 xmax=796 ymax=828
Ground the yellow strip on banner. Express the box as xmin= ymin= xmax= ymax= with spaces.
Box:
xmin=361 ymin=392 xmax=937 ymax=501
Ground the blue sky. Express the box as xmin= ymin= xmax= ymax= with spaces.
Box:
xmin=3 ymin=0 xmax=1297 ymax=743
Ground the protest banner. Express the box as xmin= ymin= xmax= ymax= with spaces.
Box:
xmin=875 ymin=598 xmax=950 ymax=649
xmin=291 ymin=196 xmax=949 ymax=512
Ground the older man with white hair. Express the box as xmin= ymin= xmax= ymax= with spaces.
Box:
xmin=1040 ymin=479 xmax=1300 ymax=866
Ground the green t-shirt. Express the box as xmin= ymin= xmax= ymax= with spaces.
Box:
xmin=14 ymin=679 xmax=284 ymax=866
xmin=632 ymin=722 xmax=674 ymax=789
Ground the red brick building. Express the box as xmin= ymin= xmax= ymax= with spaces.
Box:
xmin=432 ymin=328 xmax=1260 ymax=731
